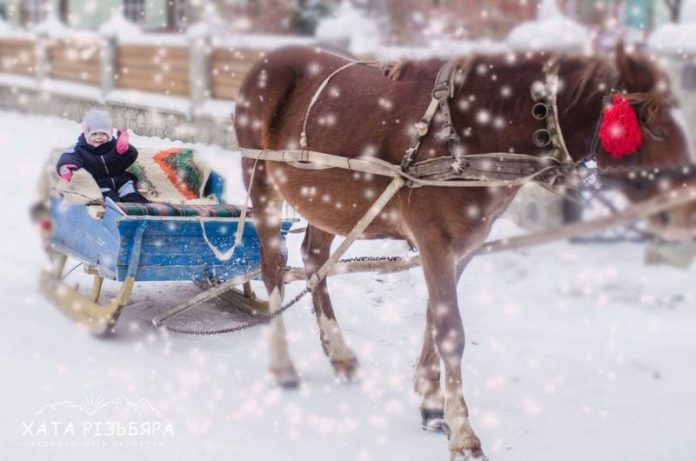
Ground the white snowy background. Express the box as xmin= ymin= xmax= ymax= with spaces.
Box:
xmin=0 ymin=110 xmax=695 ymax=461
xmin=0 ymin=0 xmax=695 ymax=459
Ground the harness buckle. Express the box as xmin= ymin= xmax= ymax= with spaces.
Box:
xmin=431 ymin=82 xmax=451 ymax=101
xmin=415 ymin=120 xmax=429 ymax=137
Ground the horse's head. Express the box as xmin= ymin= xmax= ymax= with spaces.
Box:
xmin=598 ymin=46 xmax=696 ymax=240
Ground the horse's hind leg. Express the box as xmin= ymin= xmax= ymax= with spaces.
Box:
xmin=244 ymin=159 xmax=299 ymax=388
xmin=301 ymin=225 xmax=358 ymax=380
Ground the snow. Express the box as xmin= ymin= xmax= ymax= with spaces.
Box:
xmin=2 ymin=109 xmax=696 ymax=461
xmin=648 ymin=23 xmax=696 ymax=56
xmin=507 ymin=0 xmax=591 ymax=51
xmin=106 ymin=89 xmax=191 ymax=115
xmin=40 ymin=79 xmax=103 ymax=102
xmin=370 ymin=39 xmax=507 ymax=61
xmin=0 ymin=28 xmax=35 ymax=40
xmin=0 ymin=73 xmax=39 ymax=91
xmin=118 ymin=33 xmax=189 ymax=48
xmin=316 ymin=0 xmax=381 ymax=53
xmin=98 ymin=11 xmax=143 ymax=39
xmin=198 ymin=99 xmax=236 ymax=120
xmin=210 ymin=34 xmax=316 ymax=51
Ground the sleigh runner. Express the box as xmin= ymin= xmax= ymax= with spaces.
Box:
xmin=38 ymin=146 xmax=294 ymax=335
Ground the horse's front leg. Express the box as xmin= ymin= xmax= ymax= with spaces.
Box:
xmin=301 ymin=225 xmax=359 ymax=380
xmin=420 ymin=246 xmax=484 ymax=460
xmin=414 ymin=307 xmax=445 ymax=431
xmin=415 ymin=257 xmax=473 ymax=433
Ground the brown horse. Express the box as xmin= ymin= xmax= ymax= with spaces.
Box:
xmin=234 ymin=45 xmax=694 ymax=460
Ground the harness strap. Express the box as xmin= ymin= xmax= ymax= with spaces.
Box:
xmin=402 ymin=58 xmax=474 ymax=171
xmin=544 ymin=59 xmax=574 ymax=166
xmin=300 ymin=61 xmax=364 ymax=149
xmin=306 ymin=176 xmax=406 ymax=291
xmin=241 ymin=148 xmax=560 ymax=188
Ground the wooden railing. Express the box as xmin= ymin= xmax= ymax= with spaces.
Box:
xmin=210 ymin=48 xmax=263 ymax=100
xmin=0 ymin=32 xmax=318 ymax=109
xmin=117 ymin=45 xmax=190 ymax=96
xmin=0 ymin=38 xmax=36 ymax=76
xmin=47 ymin=38 xmax=101 ymax=85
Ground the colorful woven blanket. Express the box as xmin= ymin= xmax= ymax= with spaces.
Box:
xmin=128 ymin=147 xmax=212 ymax=203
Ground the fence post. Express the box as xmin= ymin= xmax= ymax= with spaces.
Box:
xmin=188 ymin=27 xmax=211 ymax=116
xmin=35 ymin=31 xmax=49 ymax=82
xmin=100 ymin=33 xmax=117 ymax=99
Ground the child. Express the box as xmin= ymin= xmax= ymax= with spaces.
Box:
xmin=56 ymin=109 xmax=148 ymax=203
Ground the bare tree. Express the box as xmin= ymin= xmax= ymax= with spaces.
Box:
xmin=664 ymin=0 xmax=683 ymax=22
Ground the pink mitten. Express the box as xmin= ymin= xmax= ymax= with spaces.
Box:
xmin=59 ymin=164 xmax=78 ymax=181
xmin=116 ymin=130 xmax=130 ymax=154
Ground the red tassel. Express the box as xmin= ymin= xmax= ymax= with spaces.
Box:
xmin=599 ymin=95 xmax=643 ymax=159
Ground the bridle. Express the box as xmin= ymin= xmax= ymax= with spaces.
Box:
xmin=400 ymin=57 xmax=578 ymax=189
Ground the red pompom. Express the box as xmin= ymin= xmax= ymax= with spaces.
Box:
xmin=599 ymin=95 xmax=643 ymax=159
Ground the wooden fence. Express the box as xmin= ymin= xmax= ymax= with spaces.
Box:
xmin=117 ymin=45 xmax=191 ymax=96
xmin=0 ymin=38 xmax=36 ymax=76
xmin=0 ymin=34 xmax=307 ymax=105
xmin=47 ymin=38 xmax=101 ymax=85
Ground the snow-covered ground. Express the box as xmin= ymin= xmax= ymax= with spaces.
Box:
xmin=1 ymin=110 xmax=695 ymax=461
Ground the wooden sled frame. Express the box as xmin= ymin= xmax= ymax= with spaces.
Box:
xmin=40 ymin=223 xmax=146 ymax=336
xmin=42 ymin=221 xmax=270 ymax=336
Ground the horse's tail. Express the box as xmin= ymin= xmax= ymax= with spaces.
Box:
xmin=234 ymin=50 xmax=297 ymax=150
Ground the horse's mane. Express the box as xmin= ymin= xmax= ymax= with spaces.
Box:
xmin=380 ymin=58 xmax=447 ymax=81
xmin=564 ymin=55 xmax=617 ymax=112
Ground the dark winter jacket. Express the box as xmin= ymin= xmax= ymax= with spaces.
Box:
xmin=56 ymin=132 xmax=138 ymax=192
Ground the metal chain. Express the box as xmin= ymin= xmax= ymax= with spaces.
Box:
xmin=159 ymin=255 xmax=408 ymax=336
xmin=160 ymin=287 xmax=311 ymax=336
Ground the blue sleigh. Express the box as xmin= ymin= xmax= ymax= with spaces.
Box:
xmin=39 ymin=147 xmax=294 ymax=335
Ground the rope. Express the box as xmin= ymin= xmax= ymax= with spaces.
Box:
xmin=198 ymin=220 xmax=238 ymax=261
xmin=196 ymin=152 xmax=262 ymax=262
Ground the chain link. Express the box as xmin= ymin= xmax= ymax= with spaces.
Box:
xmin=160 ymin=287 xmax=311 ymax=336
xmin=159 ymin=255 xmax=408 ymax=336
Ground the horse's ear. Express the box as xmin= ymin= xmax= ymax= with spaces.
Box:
xmin=615 ymin=42 xmax=656 ymax=93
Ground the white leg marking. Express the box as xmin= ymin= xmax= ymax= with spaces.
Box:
xmin=445 ymin=392 xmax=480 ymax=454
xmin=268 ymin=287 xmax=294 ymax=372
xmin=316 ymin=313 xmax=355 ymax=364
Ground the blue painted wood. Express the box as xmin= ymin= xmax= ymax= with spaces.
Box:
xmin=49 ymin=197 xmax=121 ymax=277
xmin=125 ymin=222 xmax=147 ymax=279
xmin=49 ymin=195 xmax=295 ymax=283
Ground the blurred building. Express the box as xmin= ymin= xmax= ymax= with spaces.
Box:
xmin=0 ymin=0 xmax=686 ymax=39
xmin=0 ymin=0 xmax=189 ymax=31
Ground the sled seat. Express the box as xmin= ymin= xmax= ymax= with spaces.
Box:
xmin=117 ymin=202 xmax=242 ymax=217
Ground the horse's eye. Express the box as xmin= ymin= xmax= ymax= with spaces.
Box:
xmin=646 ymin=126 xmax=667 ymax=141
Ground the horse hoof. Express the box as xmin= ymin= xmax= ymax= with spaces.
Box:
xmin=332 ymin=359 xmax=359 ymax=382
xmin=272 ymin=367 xmax=300 ymax=389
xmin=421 ymin=408 xmax=446 ymax=433
xmin=451 ymin=449 xmax=488 ymax=461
